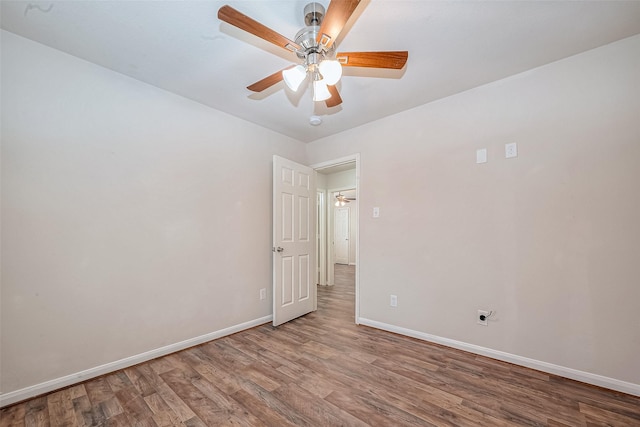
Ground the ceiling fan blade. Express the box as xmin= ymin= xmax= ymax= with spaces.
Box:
xmin=316 ymin=0 xmax=361 ymax=49
xmin=218 ymin=5 xmax=301 ymax=52
xmin=336 ymin=51 xmax=408 ymax=69
xmin=325 ymin=85 xmax=343 ymax=108
xmin=246 ymin=67 xmax=292 ymax=92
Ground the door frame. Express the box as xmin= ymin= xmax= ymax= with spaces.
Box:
xmin=311 ymin=154 xmax=360 ymax=325
xmin=317 ymin=190 xmax=326 ymax=286
xmin=327 ymin=186 xmax=356 ymax=284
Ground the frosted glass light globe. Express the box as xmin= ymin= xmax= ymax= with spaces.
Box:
xmin=319 ymin=60 xmax=342 ymax=86
xmin=313 ymin=79 xmax=331 ymax=101
xmin=282 ymin=65 xmax=307 ymax=91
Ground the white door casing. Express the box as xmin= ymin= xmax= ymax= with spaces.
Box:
xmin=334 ymin=207 xmax=349 ymax=265
xmin=317 ymin=191 xmax=326 ymax=286
xmin=311 ymin=153 xmax=360 ymax=323
xmin=273 ymin=156 xmax=316 ymax=326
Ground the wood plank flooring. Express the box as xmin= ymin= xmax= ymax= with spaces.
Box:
xmin=2 ymin=264 xmax=639 ymax=426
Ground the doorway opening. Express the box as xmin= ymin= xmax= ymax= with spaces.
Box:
xmin=312 ymin=154 xmax=360 ymax=324
xmin=327 ymin=188 xmax=356 ymax=284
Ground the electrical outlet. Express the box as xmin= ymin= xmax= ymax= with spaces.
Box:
xmin=260 ymin=288 xmax=266 ymax=300
xmin=390 ymin=294 xmax=398 ymax=307
xmin=505 ymin=143 xmax=518 ymax=158
xmin=477 ymin=310 xmax=490 ymax=326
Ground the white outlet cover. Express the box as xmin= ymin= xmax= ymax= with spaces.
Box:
xmin=390 ymin=294 xmax=398 ymax=307
xmin=373 ymin=207 xmax=380 ymax=218
xmin=505 ymin=143 xmax=518 ymax=158
xmin=477 ymin=310 xmax=490 ymax=326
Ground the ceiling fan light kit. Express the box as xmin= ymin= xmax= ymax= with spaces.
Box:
xmin=319 ymin=59 xmax=342 ymax=85
xmin=218 ymin=1 xmax=408 ymax=108
xmin=282 ymin=65 xmax=307 ymax=91
xmin=313 ymin=79 xmax=332 ymax=101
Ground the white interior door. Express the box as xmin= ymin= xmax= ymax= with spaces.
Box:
xmin=334 ymin=207 xmax=349 ymax=265
xmin=273 ymin=156 xmax=316 ymax=326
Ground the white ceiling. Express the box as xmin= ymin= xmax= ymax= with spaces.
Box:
xmin=2 ymin=1 xmax=640 ymax=143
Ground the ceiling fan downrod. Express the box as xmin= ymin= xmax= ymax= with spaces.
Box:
xmin=304 ymin=2 xmax=325 ymax=26
xmin=294 ymin=3 xmax=331 ymax=60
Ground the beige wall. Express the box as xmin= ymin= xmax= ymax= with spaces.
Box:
xmin=0 ymin=31 xmax=305 ymax=394
xmin=2 ymin=28 xmax=639 ymax=400
xmin=307 ymin=35 xmax=640 ymax=386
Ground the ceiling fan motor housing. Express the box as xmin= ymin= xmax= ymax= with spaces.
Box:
xmin=294 ymin=26 xmax=320 ymax=58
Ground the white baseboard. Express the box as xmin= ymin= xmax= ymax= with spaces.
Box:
xmin=358 ymin=317 xmax=640 ymax=397
xmin=0 ymin=315 xmax=272 ymax=408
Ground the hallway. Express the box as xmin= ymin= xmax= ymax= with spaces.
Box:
xmin=317 ymin=263 xmax=356 ymax=323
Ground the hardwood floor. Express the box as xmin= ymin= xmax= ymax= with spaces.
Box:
xmin=2 ymin=264 xmax=639 ymax=426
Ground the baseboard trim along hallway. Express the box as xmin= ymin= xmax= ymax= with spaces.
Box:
xmin=0 ymin=315 xmax=273 ymax=408
xmin=357 ymin=317 xmax=640 ymax=397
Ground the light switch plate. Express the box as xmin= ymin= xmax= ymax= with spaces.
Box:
xmin=373 ymin=207 xmax=380 ymax=218
xmin=476 ymin=148 xmax=487 ymax=164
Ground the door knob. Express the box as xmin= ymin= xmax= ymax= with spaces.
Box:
xmin=273 ymin=246 xmax=284 ymax=253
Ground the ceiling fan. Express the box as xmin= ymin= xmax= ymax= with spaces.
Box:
xmin=335 ymin=192 xmax=356 ymax=206
xmin=218 ymin=1 xmax=408 ymax=107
